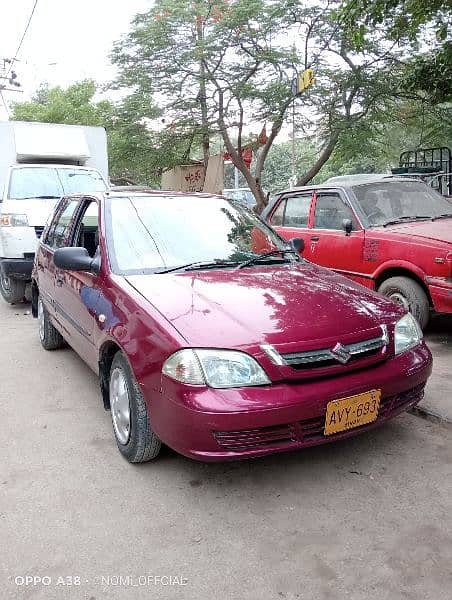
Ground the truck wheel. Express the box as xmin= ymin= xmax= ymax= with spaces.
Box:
xmin=378 ymin=276 xmax=429 ymax=329
xmin=38 ymin=296 xmax=65 ymax=350
xmin=0 ymin=274 xmax=26 ymax=304
xmin=109 ymin=352 xmax=161 ymax=463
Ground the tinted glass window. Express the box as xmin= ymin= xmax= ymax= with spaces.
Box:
xmin=106 ymin=195 xmax=288 ymax=274
xmin=283 ymin=195 xmax=311 ymax=227
xmin=46 ymin=199 xmax=79 ymax=248
xmin=314 ymin=194 xmax=357 ymax=230
xmin=353 ymin=181 xmax=452 ymax=226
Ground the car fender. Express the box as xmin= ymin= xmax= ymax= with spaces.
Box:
xmin=372 ymin=260 xmax=428 ymax=286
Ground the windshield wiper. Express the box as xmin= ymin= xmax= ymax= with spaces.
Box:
xmin=156 ymin=259 xmax=239 ymax=274
xmin=237 ymin=249 xmax=299 ymax=269
xmin=382 ymin=215 xmax=431 ymax=227
xmin=431 ymin=213 xmax=452 ymax=221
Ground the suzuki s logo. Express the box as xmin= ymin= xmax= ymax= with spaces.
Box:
xmin=330 ymin=343 xmax=351 ymax=364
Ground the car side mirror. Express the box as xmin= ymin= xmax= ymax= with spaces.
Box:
xmin=342 ymin=219 xmax=353 ymax=235
xmin=54 ymin=247 xmax=100 ymax=275
xmin=289 ymin=237 xmax=305 ymax=253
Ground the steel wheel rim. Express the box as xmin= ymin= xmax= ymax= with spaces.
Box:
xmin=110 ymin=367 xmax=131 ymax=445
xmin=389 ymin=292 xmax=410 ymax=311
xmin=38 ymin=297 xmax=45 ymax=341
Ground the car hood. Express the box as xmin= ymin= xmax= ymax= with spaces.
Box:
xmin=380 ymin=219 xmax=452 ymax=244
xmin=125 ymin=263 xmax=402 ymax=348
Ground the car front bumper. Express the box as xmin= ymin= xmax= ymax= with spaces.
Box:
xmin=0 ymin=257 xmax=34 ymax=280
xmin=149 ymin=342 xmax=432 ymax=461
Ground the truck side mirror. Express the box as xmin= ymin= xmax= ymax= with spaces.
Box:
xmin=289 ymin=237 xmax=305 ymax=253
xmin=342 ymin=219 xmax=353 ymax=235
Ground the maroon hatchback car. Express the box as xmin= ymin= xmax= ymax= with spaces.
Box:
xmin=32 ymin=192 xmax=432 ymax=462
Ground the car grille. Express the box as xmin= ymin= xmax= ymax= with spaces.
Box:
xmin=281 ymin=329 xmax=388 ymax=370
xmin=34 ymin=226 xmax=44 ymax=238
xmin=213 ymin=384 xmax=425 ymax=451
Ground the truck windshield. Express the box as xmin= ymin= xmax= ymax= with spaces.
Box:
xmin=8 ymin=167 xmax=107 ymax=199
xmin=353 ymin=181 xmax=452 ymax=226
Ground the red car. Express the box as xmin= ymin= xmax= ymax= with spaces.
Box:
xmin=31 ymin=191 xmax=432 ymax=463
xmin=263 ymin=177 xmax=452 ymax=328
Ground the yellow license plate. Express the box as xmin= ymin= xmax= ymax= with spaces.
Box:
xmin=324 ymin=390 xmax=381 ymax=436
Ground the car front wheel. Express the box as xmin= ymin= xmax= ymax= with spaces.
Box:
xmin=109 ymin=352 xmax=161 ymax=463
xmin=378 ymin=276 xmax=429 ymax=329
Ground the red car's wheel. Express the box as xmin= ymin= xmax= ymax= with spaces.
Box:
xmin=109 ymin=352 xmax=161 ymax=463
xmin=378 ymin=276 xmax=429 ymax=329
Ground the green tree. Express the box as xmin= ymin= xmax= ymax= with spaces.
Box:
xmin=113 ymin=0 xmax=419 ymax=209
xmin=342 ymin=0 xmax=452 ymax=103
xmin=113 ymin=0 xmax=301 ymax=210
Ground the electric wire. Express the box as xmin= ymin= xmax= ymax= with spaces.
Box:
xmin=6 ymin=0 xmax=39 ymax=78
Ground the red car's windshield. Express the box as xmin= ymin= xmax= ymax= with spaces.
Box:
xmin=353 ymin=181 xmax=452 ymax=226
xmin=106 ymin=195 xmax=287 ymax=274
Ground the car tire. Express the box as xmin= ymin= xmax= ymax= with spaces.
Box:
xmin=109 ymin=352 xmax=161 ymax=463
xmin=0 ymin=274 xmax=26 ymax=304
xmin=38 ymin=295 xmax=65 ymax=350
xmin=378 ymin=276 xmax=429 ymax=329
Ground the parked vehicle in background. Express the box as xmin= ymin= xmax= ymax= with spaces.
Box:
xmin=32 ymin=190 xmax=431 ymax=463
xmin=224 ymin=188 xmax=257 ymax=209
xmin=0 ymin=121 xmax=108 ymax=304
xmin=263 ymin=177 xmax=452 ymax=329
xmin=397 ymin=146 xmax=452 ymax=199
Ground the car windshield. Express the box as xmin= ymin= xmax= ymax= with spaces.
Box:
xmin=8 ymin=167 xmax=107 ymax=199
xmin=353 ymin=181 xmax=452 ymax=226
xmin=106 ymin=195 xmax=288 ymax=274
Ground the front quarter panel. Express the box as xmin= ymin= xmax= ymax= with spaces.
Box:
xmin=94 ymin=274 xmax=186 ymax=395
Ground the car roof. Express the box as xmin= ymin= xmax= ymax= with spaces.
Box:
xmin=276 ymin=175 xmax=421 ymax=195
xmin=83 ymin=190 xmax=227 ymax=200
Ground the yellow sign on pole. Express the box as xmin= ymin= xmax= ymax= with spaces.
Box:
xmin=297 ymin=68 xmax=315 ymax=94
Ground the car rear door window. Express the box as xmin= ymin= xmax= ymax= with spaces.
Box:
xmin=282 ymin=195 xmax=311 ymax=227
xmin=45 ymin=199 xmax=80 ymax=249
xmin=314 ymin=193 xmax=357 ymax=230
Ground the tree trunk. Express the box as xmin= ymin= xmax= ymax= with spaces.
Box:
xmin=296 ymin=131 xmax=340 ymax=186
xmin=196 ymin=20 xmax=210 ymax=172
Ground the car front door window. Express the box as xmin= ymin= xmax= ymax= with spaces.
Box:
xmin=314 ymin=194 xmax=357 ymax=230
xmin=45 ymin=199 xmax=80 ymax=248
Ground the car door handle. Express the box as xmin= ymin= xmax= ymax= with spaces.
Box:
xmin=310 ymin=236 xmax=320 ymax=241
xmin=55 ymin=275 xmax=64 ymax=287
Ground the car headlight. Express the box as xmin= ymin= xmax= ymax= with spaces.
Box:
xmin=162 ymin=349 xmax=271 ymax=388
xmin=1 ymin=213 xmax=29 ymax=227
xmin=394 ymin=313 xmax=423 ymax=355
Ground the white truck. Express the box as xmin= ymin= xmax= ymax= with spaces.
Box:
xmin=0 ymin=121 xmax=108 ymax=303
